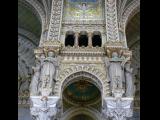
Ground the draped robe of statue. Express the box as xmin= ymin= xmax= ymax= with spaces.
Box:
xmin=108 ymin=61 xmax=124 ymax=90
xmin=39 ymin=53 xmax=58 ymax=96
xmin=104 ymin=53 xmax=125 ymax=92
xmin=30 ymin=59 xmax=41 ymax=96
xmin=125 ymin=63 xmax=134 ymax=97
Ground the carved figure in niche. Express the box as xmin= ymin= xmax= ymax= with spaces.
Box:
xmin=30 ymin=58 xmax=41 ymax=96
xmin=82 ymin=3 xmax=87 ymax=10
xmin=124 ymin=62 xmax=134 ymax=97
xmin=104 ymin=52 xmax=125 ymax=93
xmin=39 ymin=51 xmax=58 ymax=96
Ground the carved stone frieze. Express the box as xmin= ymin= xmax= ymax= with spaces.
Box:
xmin=30 ymin=96 xmax=60 ymax=120
xmin=47 ymin=0 xmax=63 ymax=41
xmin=103 ymin=97 xmax=133 ymax=120
xmin=54 ymin=64 xmax=110 ymax=97
xmin=105 ymin=0 xmax=120 ymax=42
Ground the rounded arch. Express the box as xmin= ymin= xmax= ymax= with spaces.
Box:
xmin=61 ymin=106 xmax=101 ymax=120
xmin=19 ymin=0 xmax=46 ymax=46
xmin=54 ymin=65 xmax=110 ymax=98
xmin=61 ymin=74 xmax=102 ymax=107
xmin=121 ymin=0 xmax=140 ymax=30
xmin=119 ymin=0 xmax=140 ymax=48
xmin=21 ymin=0 xmax=46 ymax=26
xmin=18 ymin=28 xmax=39 ymax=46
xmin=65 ymin=31 xmax=75 ymax=47
xmin=79 ymin=31 xmax=88 ymax=47
xmin=92 ymin=31 xmax=102 ymax=47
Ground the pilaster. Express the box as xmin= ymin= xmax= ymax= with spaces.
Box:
xmin=47 ymin=0 xmax=63 ymax=41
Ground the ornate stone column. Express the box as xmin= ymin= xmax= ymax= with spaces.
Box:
xmin=30 ymin=96 xmax=60 ymax=120
xmin=47 ymin=0 xmax=63 ymax=41
xmin=74 ymin=32 xmax=79 ymax=47
xmin=88 ymin=32 xmax=93 ymax=47
xmin=105 ymin=0 xmax=119 ymax=41
xmin=103 ymin=97 xmax=133 ymax=120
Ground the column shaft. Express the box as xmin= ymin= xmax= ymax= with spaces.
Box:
xmin=88 ymin=32 xmax=93 ymax=47
xmin=74 ymin=32 xmax=79 ymax=47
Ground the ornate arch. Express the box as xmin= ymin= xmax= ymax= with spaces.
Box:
xmin=19 ymin=0 xmax=47 ymax=45
xmin=120 ymin=0 xmax=140 ymax=30
xmin=54 ymin=65 xmax=110 ymax=97
xmin=18 ymin=28 xmax=39 ymax=46
xmin=61 ymin=106 xmax=101 ymax=120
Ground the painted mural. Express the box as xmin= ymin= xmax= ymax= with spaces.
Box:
xmin=63 ymin=0 xmax=104 ymax=20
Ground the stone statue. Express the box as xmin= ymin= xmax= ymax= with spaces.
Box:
xmin=105 ymin=52 xmax=124 ymax=93
xmin=30 ymin=58 xmax=41 ymax=96
xmin=39 ymin=51 xmax=58 ymax=96
xmin=124 ymin=63 xmax=134 ymax=97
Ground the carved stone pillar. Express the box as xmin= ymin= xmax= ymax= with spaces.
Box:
xmin=30 ymin=96 xmax=60 ymax=120
xmin=103 ymin=97 xmax=133 ymax=120
xmin=105 ymin=0 xmax=120 ymax=41
xmin=47 ymin=0 xmax=63 ymax=41
xmin=88 ymin=32 xmax=93 ymax=47
xmin=74 ymin=32 xmax=79 ymax=47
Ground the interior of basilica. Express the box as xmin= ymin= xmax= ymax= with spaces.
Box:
xmin=18 ymin=0 xmax=140 ymax=120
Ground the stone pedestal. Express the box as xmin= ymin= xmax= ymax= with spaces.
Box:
xmin=103 ymin=97 xmax=133 ymax=120
xmin=30 ymin=96 xmax=60 ymax=120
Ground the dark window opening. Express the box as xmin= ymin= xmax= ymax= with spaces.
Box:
xmin=92 ymin=35 xmax=102 ymax=47
xmin=65 ymin=35 xmax=75 ymax=47
xmin=79 ymin=35 xmax=88 ymax=47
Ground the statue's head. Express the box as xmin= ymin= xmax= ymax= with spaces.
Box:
xmin=48 ymin=51 xmax=54 ymax=57
xmin=40 ymin=53 xmax=45 ymax=59
xmin=112 ymin=52 xmax=118 ymax=58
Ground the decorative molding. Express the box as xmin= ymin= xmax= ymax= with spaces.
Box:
xmin=54 ymin=65 xmax=110 ymax=97
xmin=105 ymin=0 xmax=120 ymax=41
xmin=61 ymin=47 xmax=105 ymax=56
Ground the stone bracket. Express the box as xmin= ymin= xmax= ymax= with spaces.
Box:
xmin=103 ymin=97 xmax=133 ymax=120
xmin=30 ymin=96 xmax=60 ymax=120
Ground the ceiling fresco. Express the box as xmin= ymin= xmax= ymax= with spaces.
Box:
xmin=63 ymin=0 xmax=104 ymax=20
xmin=63 ymin=80 xmax=101 ymax=105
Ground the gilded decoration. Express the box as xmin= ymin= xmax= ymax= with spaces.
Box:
xmin=63 ymin=0 xmax=104 ymax=21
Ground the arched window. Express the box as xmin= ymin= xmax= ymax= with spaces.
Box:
xmin=92 ymin=31 xmax=102 ymax=47
xmin=65 ymin=31 xmax=75 ymax=47
xmin=79 ymin=31 xmax=88 ymax=47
